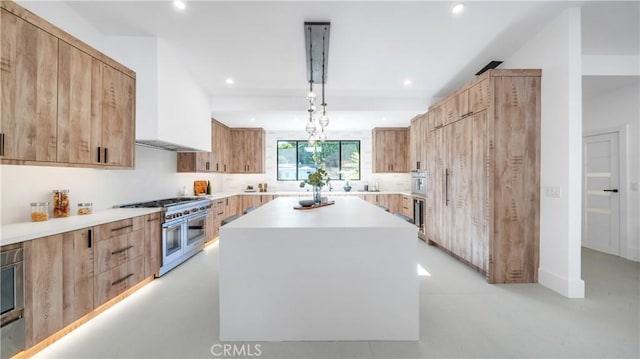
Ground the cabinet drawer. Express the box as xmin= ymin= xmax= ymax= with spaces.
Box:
xmin=94 ymin=256 xmax=145 ymax=306
xmin=95 ymin=261 xmax=129 ymax=305
xmin=98 ymin=218 xmax=134 ymax=239
xmin=94 ymin=230 xmax=144 ymax=274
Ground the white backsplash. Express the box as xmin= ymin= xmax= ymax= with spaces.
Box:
xmin=223 ymin=130 xmax=411 ymax=193
xmin=0 ymin=146 xmax=224 ymax=225
xmin=1 ymin=130 xmax=410 ymax=225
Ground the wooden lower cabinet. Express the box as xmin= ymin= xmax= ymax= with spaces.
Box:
xmin=24 ymin=234 xmax=64 ymax=347
xmin=401 ymin=195 xmax=413 ymax=218
xmin=23 ymin=214 xmax=156 ymax=349
xmin=94 ymin=217 xmax=146 ymax=307
xmin=144 ymin=212 xmax=161 ymax=277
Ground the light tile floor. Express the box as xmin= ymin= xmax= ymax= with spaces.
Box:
xmin=35 ymin=241 xmax=639 ymax=358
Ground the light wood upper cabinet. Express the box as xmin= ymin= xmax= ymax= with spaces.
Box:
xmin=229 ymin=128 xmax=265 ymax=173
xmin=101 ymin=64 xmax=135 ymax=167
xmin=442 ymin=96 xmax=459 ymax=126
xmin=468 ymin=78 xmax=490 ymax=114
xmin=212 ymin=119 xmax=230 ymax=172
xmin=409 ymin=113 xmax=427 ymax=171
xmin=57 ymin=42 xmax=102 ymax=165
xmin=0 ymin=2 xmax=136 ymax=168
xmin=0 ymin=8 xmax=58 ymax=162
xmin=372 ymin=127 xmax=409 ymax=173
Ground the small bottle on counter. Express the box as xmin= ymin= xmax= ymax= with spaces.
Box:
xmin=31 ymin=202 xmax=50 ymax=222
xmin=77 ymin=202 xmax=93 ymax=215
xmin=206 ymin=180 xmax=212 ymax=195
xmin=52 ymin=189 xmax=70 ymax=218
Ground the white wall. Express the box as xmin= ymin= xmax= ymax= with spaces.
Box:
xmin=0 ymin=146 xmax=224 ymax=225
xmin=223 ymin=130 xmax=411 ymax=193
xmin=502 ymin=8 xmax=585 ymax=298
xmin=583 ymin=80 xmax=640 ymax=261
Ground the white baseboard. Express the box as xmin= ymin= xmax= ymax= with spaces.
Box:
xmin=538 ymin=268 xmax=585 ymax=298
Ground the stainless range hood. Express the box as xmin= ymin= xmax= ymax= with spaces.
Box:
xmin=136 ymin=140 xmax=202 ymax=152
xmin=105 ymin=36 xmax=211 ymax=153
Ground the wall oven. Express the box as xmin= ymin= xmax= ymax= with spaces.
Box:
xmin=1 ymin=246 xmax=25 ymax=359
xmin=411 ymin=171 xmax=427 ymax=198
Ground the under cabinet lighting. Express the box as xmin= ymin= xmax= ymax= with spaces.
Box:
xmin=173 ymin=0 xmax=186 ymax=10
xmin=452 ymin=3 xmax=464 ymax=14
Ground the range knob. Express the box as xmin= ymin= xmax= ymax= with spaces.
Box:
xmin=183 ymin=210 xmax=190 ymax=215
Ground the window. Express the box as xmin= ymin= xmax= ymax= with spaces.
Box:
xmin=277 ymin=140 xmax=360 ymax=181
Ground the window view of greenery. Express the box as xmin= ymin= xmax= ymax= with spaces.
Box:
xmin=277 ymin=140 xmax=360 ymax=181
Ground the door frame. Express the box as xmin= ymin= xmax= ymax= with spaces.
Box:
xmin=582 ymin=125 xmax=629 ymax=259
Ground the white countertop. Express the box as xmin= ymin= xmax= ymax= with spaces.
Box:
xmin=0 ymin=208 xmax=162 ymax=246
xmin=224 ymin=196 xmax=415 ymax=229
xmin=208 ymin=190 xmax=411 ymax=200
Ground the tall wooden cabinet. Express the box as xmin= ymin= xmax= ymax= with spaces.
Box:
xmin=425 ymin=69 xmax=540 ymax=284
xmin=372 ymin=127 xmax=409 ymax=173
xmin=0 ymin=2 xmax=136 ymax=168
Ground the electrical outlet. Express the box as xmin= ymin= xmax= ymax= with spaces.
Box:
xmin=544 ymin=186 xmax=561 ymax=198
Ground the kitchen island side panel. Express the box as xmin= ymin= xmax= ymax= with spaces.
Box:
xmin=219 ymin=226 xmax=418 ymax=341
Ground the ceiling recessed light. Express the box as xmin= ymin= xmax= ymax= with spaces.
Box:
xmin=250 ymin=118 xmax=255 ymax=122
xmin=225 ymin=78 xmax=234 ymax=85
xmin=173 ymin=0 xmax=186 ymax=10
xmin=403 ymin=79 xmax=412 ymax=86
xmin=452 ymin=3 xmax=464 ymax=14
xmin=382 ymin=117 xmax=388 ymax=121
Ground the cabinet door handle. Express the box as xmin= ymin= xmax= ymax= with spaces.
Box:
xmin=206 ymin=162 xmax=209 ymax=170
xmin=216 ymin=163 xmax=219 ymax=171
xmin=104 ymin=147 xmax=108 ymax=164
xmin=0 ymin=133 xmax=5 ymax=156
xmin=417 ymin=161 xmax=420 ymax=170
xmin=147 ymin=217 xmax=159 ymax=222
xmin=88 ymin=229 xmax=93 ymax=248
xmin=603 ymin=189 xmax=619 ymax=193
xmin=445 ymin=168 xmax=450 ymax=206
xmin=111 ymin=224 xmax=133 ymax=232
xmin=224 ymin=164 xmax=226 ymax=172
xmin=112 ymin=273 xmax=133 ymax=286
xmin=112 ymin=245 xmax=134 ymax=255
xmin=97 ymin=146 xmax=101 ymax=163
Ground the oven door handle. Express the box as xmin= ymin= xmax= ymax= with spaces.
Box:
xmin=187 ymin=212 xmax=209 ymax=222
xmin=163 ymin=218 xmax=186 ymax=229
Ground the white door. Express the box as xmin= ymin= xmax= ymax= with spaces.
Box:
xmin=582 ymin=132 xmax=620 ymax=255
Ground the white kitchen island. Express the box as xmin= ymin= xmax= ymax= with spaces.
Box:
xmin=219 ymin=196 xmax=419 ymax=341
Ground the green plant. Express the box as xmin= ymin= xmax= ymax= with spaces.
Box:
xmin=300 ymin=168 xmax=330 ymax=188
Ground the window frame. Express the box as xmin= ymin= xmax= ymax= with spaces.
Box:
xmin=276 ymin=140 xmax=361 ymax=181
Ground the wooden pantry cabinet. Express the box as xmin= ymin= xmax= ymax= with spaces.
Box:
xmin=425 ymin=69 xmax=540 ymax=284
xmin=23 ymin=213 xmax=158 ymax=348
xmin=177 ymin=119 xmax=230 ymax=173
xmin=372 ymin=127 xmax=409 ymax=173
xmin=0 ymin=2 xmax=136 ymax=168
xmin=229 ymin=128 xmax=265 ymax=173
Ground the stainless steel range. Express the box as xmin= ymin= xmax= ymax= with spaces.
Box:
xmin=120 ymin=197 xmax=212 ymax=276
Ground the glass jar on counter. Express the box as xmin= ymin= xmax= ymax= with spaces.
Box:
xmin=77 ymin=202 xmax=93 ymax=215
xmin=31 ymin=202 xmax=50 ymax=222
xmin=52 ymin=189 xmax=70 ymax=218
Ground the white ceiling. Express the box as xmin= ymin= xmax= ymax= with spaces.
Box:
xmin=62 ymin=0 xmax=638 ymax=131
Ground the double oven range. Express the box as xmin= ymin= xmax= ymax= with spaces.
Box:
xmin=121 ymin=197 xmax=212 ymax=276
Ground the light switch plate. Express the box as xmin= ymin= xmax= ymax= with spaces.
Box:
xmin=544 ymin=186 xmax=561 ymax=198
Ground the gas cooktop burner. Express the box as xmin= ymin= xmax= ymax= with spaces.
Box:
xmin=120 ymin=197 xmax=209 ymax=209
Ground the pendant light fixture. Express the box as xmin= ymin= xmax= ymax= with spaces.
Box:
xmin=304 ymin=22 xmax=330 ymax=145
